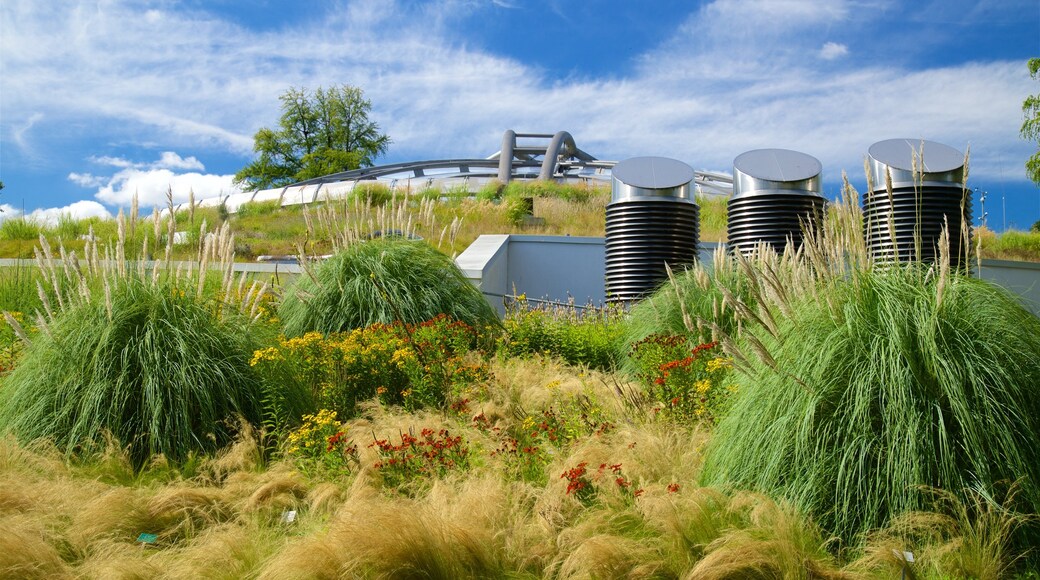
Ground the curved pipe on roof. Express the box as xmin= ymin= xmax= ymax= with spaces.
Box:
xmin=539 ymin=131 xmax=577 ymax=181
xmin=498 ymin=130 xmax=516 ymax=183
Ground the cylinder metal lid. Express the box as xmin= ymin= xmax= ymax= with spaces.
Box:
xmin=868 ymin=138 xmax=964 ymax=189
xmin=732 ymin=149 xmax=822 ymax=199
xmin=611 ymin=156 xmax=695 ymax=203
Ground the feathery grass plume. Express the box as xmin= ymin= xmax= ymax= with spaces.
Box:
xmin=0 ymin=277 xmax=265 ymax=466
xmin=278 ymin=238 xmax=499 ymax=337
xmin=700 ymin=262 xmax=1040 ymax=544
xmin=684 ymin=492 xmax=846 ymax=580
xmin=850 ymin=485 xmax=1034 ymax=579
xmin=129 ymin=190 xmax=139 ymax=241
xmin=0 ymin=514 xmax=72 ymax=579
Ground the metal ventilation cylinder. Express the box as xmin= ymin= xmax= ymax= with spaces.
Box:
xmin=864 ymin=139 xmax=972 ymax=266
xmin=606 ymin=156 xmax=699 ymax=304
xmin=727 ymin=148 xmax=826 ymax=256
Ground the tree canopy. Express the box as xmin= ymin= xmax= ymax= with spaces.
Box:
xmin=1022 ymin=58 xmax=1040 ymax=187
xmin=234 ymin=85 xmax=391 ymax=191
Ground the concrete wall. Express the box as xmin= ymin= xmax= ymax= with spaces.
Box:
xmin=455 ymin=235 xmax=1040 ymax=317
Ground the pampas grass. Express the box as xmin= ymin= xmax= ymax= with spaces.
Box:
xmin=699 ymin=180 xmax=1040 ymax=546
xmin=0 ymin=278 xmax=265 ymax=465
xmin=279 ymin=238 xmax=500 ymax=336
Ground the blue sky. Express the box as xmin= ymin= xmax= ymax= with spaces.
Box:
xmin=1 ymin=0 xmax=1038 ymax=229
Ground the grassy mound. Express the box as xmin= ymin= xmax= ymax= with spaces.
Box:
xmin=700 ymin=266 xmax=1040 ymax=543
xmin=0 ymin=278 xmax=264 ymax=465
xmin=279 ymin=239 xmax=500 ymax=336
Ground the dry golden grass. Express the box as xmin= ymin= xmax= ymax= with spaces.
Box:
xmin=0 ymin=355 xmax=1034 ymax=577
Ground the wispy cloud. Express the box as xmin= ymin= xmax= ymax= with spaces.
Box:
xmin=1 ymin=0 xmax=1035 ymax=216
xmin=819 ymin=42 xmax=849 ymax=60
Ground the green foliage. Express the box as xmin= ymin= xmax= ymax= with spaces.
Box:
xmin=1032 ymin=220 xmax=1040 ymax=234
xmin=700 ymin=266 xmax=1040 ymax=543
xmin=0 ymin=278 xmax=265 ymax=466
xmin=628 ymin=336 xmax=735 ymax=424
xmin=499 ymin=298 xmax=626 ymax=371
xmin=502 ymin=193 xmax=532 ymax=227
xmin=350 ymin=182 xmax=393 ymax=206
xmin=0 ymin=262 xmax=43 ymax=314
xmin=476 ymin=180 xmax=504 ymax=202
xmin=234 ymin=85 xmax=391 ymax=191
xmin=503 ymin=180 xmax=596 ymax=203
xmin=1022 ymin=58 xmax=1040 ymax=186
xmin=623 ymin=261 xmax=751 ymax=362
xmin=278 ymin=239 xmax=500 ymax=337
xmin=0 ymin=217 xmax=43 ymax=241
xmin=251 ymin=315 xmax=491 ymax=421
xmin=52 ymin=213 xmax=86 ymax=240
xmin=235 ymin=200 xmax=281 ymax=218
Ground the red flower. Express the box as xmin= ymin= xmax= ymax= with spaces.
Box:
xmin=667 ymin=483 xmax=680 ymax=493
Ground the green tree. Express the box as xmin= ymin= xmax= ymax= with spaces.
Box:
xmin=1022 ymin=58 xmax=1040 ymax=186
xmin=234 ymin=85 xmax=391 ymax=191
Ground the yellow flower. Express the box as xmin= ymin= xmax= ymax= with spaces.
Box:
xmin=376 ymin=386 xmax=387 ymax=395
xmin=522 ymin=415 xmax=535 ymax=430
xmin=545 ymin=380 xmax=561 ymax=391
xmin=706 ymin=357 xmax=731 ymax=373
xmin=695 ymin=379 xmax=711 ymax=395
xmin=249 ymin=347 xmax=281 ymax=367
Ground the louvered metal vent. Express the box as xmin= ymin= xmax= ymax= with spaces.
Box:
xmin=727 ymin=149 xmax=826 ymax=256
xmin=864 ymin=139 xmax=971 ymax=266
xmin=605 ymin=156 xmax=699 ymax=303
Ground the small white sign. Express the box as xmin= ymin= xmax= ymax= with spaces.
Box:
xmin=281 ymin=510 xmax=297 ymax=524
xmin=892 ymin=549 xmax=915 ymax=563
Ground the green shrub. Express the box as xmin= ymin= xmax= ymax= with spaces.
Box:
xmin=622 ymin=260 xmax=750 ymax=365
xmin=476 ymin=180 xmax=504 ymax=202
xmin=0 ymin=217 xmax=42 ymax=241
xmin=503 ymin=194 xmax=532 ymax=227
xmin=278 ymin=239 xmax=500 ymax=337
xmin=499 ymin=298 xmax=626 ymax=370
xmin=700 ymin=266 xmax=1040 ymax=543
xmin=0 ymin=278 xmax=265 ymax=466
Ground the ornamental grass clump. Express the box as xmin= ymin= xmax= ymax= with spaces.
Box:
xmin=0 ymin=278 xmax=265 ymax=466
xmin=279 ymin=239 xmax=499 ymax=337
xmin=701 ymin=177 xmax=1040 ymax=546
xmin=0 ymin=195 xmax=272 ymax=467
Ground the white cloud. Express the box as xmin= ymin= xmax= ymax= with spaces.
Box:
xmin=819 ymin=41 xmax=849 ymax=60
xmin=67 ymin=172 xmax=105 ymax=188
xmin=0 ymin=0 xmax=1034 ymax=218
xmin=0 ymin=205 xmax=21 ymax=220
xmin=156 ymin=152 xmax=204 ymax=171
xmin=94 ymin=168 xmax=238 ymax=208
xmin=29 ymin=200 xmax=112 ymax=227
xmin=70 ymin=152 xmax=236 ymax=208
xmin=90 ymin=152 xmax=206 ymax=171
